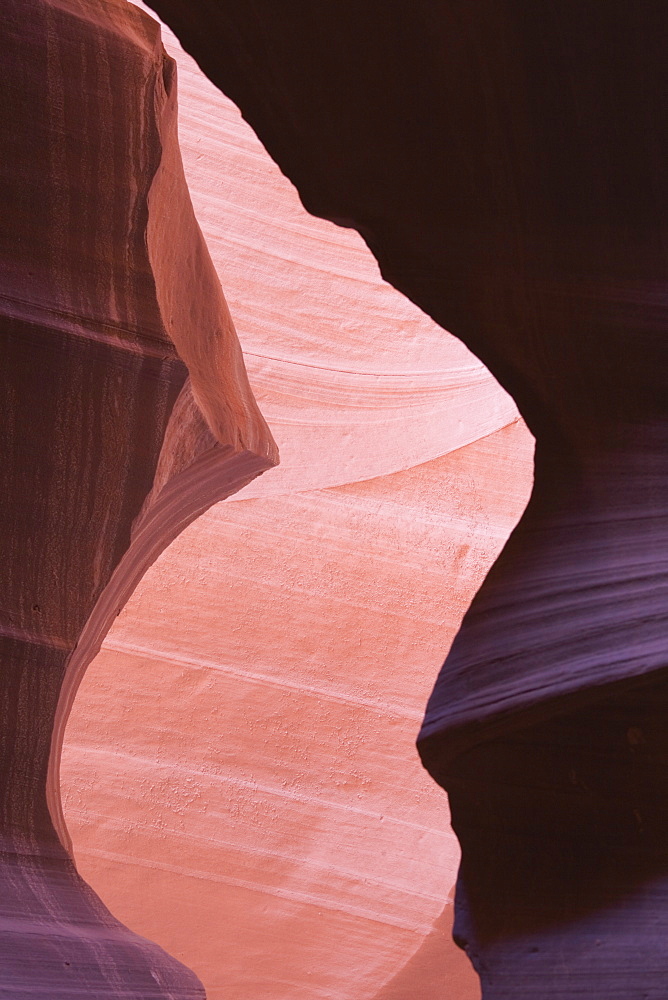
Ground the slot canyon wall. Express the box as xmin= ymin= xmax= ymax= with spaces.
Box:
xmin=1 ymin=0 xmax=276 ymax=995
xmin=6 ymin=0 xmax=665 ymax=998
xmin=60 ymin=9 xmax=534 ymax=1000
xmin=120 ymin=1 xmax=667 ymax=998
xmin=3 ymin=0 xmax=535 ymax=997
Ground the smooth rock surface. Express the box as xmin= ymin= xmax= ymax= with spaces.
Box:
xmin=63 ymin=424 xmax=532 ymax=1000
xmin=61 ymin=9 xmax=535 ymax=998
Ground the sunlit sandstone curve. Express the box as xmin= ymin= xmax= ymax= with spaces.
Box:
xmin=63 ymin=425 xmax=533 ymax=1000
xmin=60 ymin=5 xmax=535 ymax=999
xmin=144 ymin=7 xmax=521 ymax=501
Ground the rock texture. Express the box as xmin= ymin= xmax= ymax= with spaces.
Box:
xmin=60 ymin=12 xmax=534 ymax=1000
xmin=140 ymin=2 xmax=668 ymax=996
xmin=63 ymin=425 xmax=532 ymax=1000
xmin=0 ymin=0 xmax=275 ymax=995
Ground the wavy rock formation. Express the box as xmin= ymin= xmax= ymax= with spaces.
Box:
xmin=141 ymin=2 xmax=668 ymax=996
xmin=63 ymin=424 xmax=532 ymax=1000
xmin=59 ymin=12 xmax=534 ymax=999
xmin=1 ymin=0 xmax=275 ymax=995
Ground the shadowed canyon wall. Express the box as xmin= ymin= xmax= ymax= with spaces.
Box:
xmin=136 ymin=1 xmax=668 ymax=997
xmin=10 ymin=0 xmax=662 ymax=996
xmin=1 ymin=0 xmax=275 ymax=995
xmin=60 ymin=10 xmax=534 ymax=998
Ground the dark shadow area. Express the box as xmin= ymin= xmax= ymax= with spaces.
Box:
xmin=444 ymin=671 xmax=668 ymax=997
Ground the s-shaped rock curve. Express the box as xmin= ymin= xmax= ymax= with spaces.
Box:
xmin=143 ymin=1 xmax=668 ymax=995
xmin=0 ymin=0 xmax=276 ymax=995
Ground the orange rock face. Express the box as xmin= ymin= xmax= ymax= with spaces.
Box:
xmin=61 ymin=11 xmax=534 ymax=1000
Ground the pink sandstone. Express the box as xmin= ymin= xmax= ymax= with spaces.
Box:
xmin=60 ymin=10 xmax=534 ymax=999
